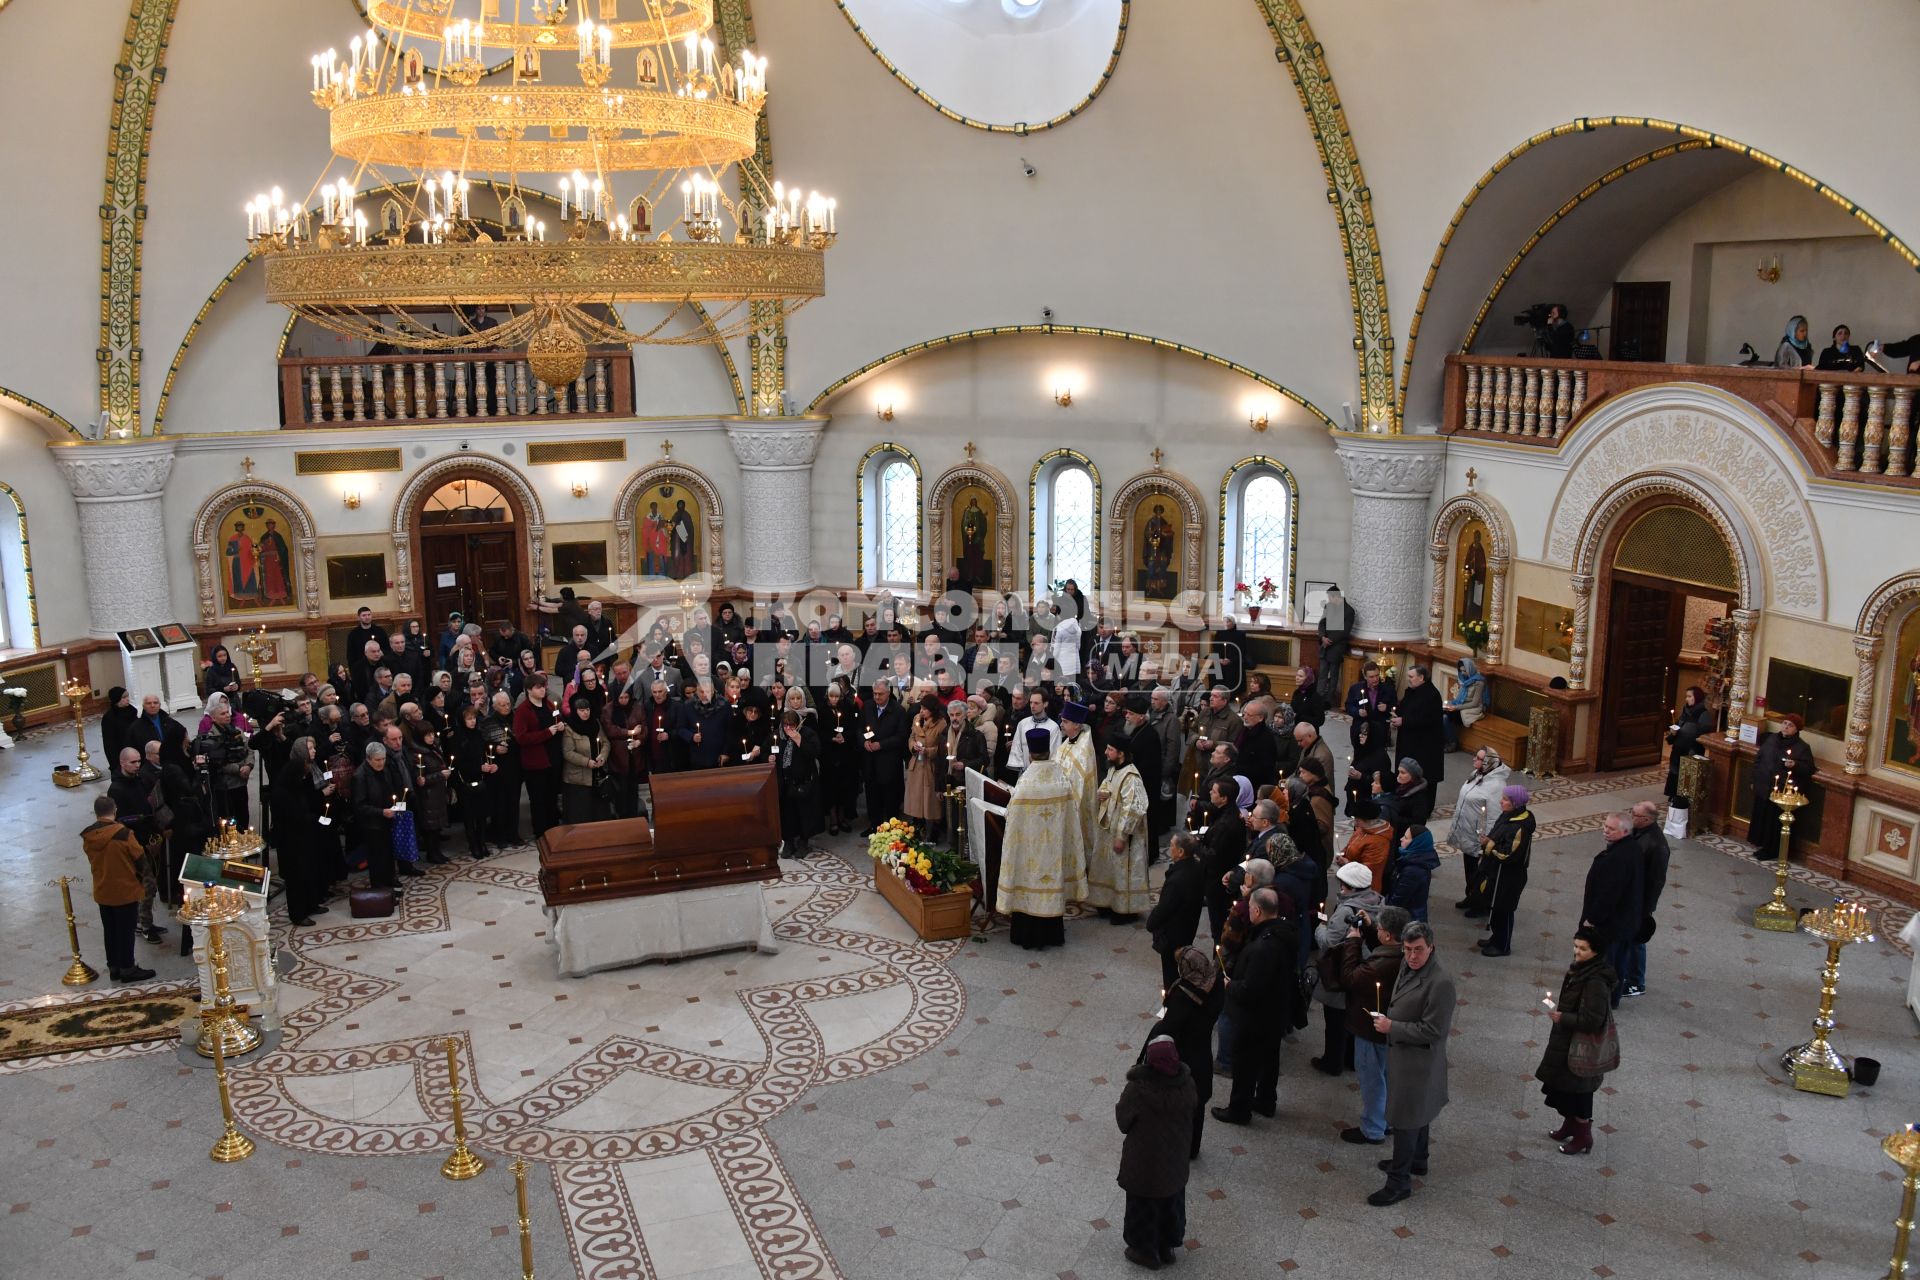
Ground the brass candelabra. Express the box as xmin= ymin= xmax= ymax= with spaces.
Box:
xmin=1752 ymin=775 xmax=1809 ymax=931
xmin=1885 ymin=1126 xmax=1920 ymax=1279
xmin=513 ymin=1157 xmax=536 ymax=1280
xmin=205 ymin=818 xmax=265 ymax=862
xmin=239 ymin=625 xmax=271 ymax=691
xmin=1781 ymin=900 xmax=1876 ymax=1097
xmin=178 ymin=885 xmax=261 ymax=1059
xmin=54 ymin=674 xmax=103 ymax=786
xmin=441 ymin=1037 xmax=486 ymax=1181
xmin=48 ymin=876 xmax=98 ymax=986
xmin=204 ymin=1001 xmax=256 ymax=1163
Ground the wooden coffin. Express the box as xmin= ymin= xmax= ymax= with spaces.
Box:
xmin=537 ymin=765 xmax=781 ymax=906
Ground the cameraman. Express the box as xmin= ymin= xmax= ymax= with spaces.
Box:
xmin=193 ymin=701 xmax=254 ymax=830
xmin=1543 ymin=304 xmax=1575 ymax=359
xmin=1311 ymin=862 xmax=1384 ymax=1077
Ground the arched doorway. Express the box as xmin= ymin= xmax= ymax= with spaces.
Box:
xmin=412 ymin=475 xmax=524 ymax=629
xmin=1594 ymin=500 xmax=1739 ymax=770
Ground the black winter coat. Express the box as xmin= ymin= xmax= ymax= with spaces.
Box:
xmin=1235 ymin=724 xmax=1278 ymax=792
xmin=1225 ymin=917 xmax=1294 ymax=1029
xmin=1581 ymin=839 xmax=1645 ymax=945
xmin=1146 ymin=856 xmax=1207 ymax=955
xmin=1535 ymin=956 xmax=1618 ymax=1094
xmin=1395 ymin=681 xmax=1447 ymax=787
xmin=1114 ymin=1063 xmax=1197 ymax=1199
xmin=1147 ymin=979 xmax=1224 ymax=1105
xmin=1473 ymin=809 xmax=1535 ymax=914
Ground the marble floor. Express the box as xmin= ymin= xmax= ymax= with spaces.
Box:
xmin=1 ymin=714 xmax=1915 ymax=1279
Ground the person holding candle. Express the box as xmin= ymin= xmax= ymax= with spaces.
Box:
xmin=859 ymin=678 xmax=909 ymax=832
xmin=1367 ymin=920 xmax=1455 ymax=1206
xmin=1748 ymin=712 xmax=1815 ymax=860
xmin=1468 ymin=785 xmax=1535 ymax=958
xmin=1535 ymin=925 xmax=1618 ymax=1156
xmin=1311 ymin=861 xmax=1384 ymax=1075
xmin=1210 ymin=886 xmax=1295 ymax=1126
xmin=1580 ymin=813 xmax=1645 ymax=1009
xmin=1331 ymin=903 xmax=1408 ymax=1147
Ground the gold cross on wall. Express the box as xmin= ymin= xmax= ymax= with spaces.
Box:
xmin=1465 ymin=467 xmax=1478 ymax=492
xmin=241 ymin=456 xmax=255 ymax=481
xmin=661 ymin=439 xmax=673 ymax=460
xmin=963 ymin=441 xmax=977 ymax=462
xmin=1151 ymin=448 xmax=1165 ymax=469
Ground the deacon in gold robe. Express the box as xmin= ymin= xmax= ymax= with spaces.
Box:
xmin=1056 ymin=700 xmax=1098 ymax=865
xmin=1089 ymin=731 xmax=1152 ymax=922
xmin=997 ymin=728 xmax=1086 ymax=950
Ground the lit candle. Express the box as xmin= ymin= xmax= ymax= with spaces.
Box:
xmin=685 ymin=32 xmax=697 ymax=76
xmin=459 ymin=179 xmax=470 ymax=219
xmin=591 ymin=177 xmax=603 ymax=221
xmin=599 ymin=25 xmax=611 ymax=65
xmin=559 ymin=176 xmax=570 ymax=221
xmin=827 ymin=197 xmax=836 ymax=233
xmin=1375 ymin=980 xmax=1382 ymax=1013
xmin=701 ymin=37 xmax=714 ymax=75
xmin=578 ymin=16 xmax=591 ymax=59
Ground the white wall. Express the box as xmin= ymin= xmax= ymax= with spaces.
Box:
xmin=810 ymin=333 xmax=1350 ymax=604
xmin=1591 ymin=168 xmax=1920 ymax=363
xmin=0 ymin=408 xmax=91 ymax=647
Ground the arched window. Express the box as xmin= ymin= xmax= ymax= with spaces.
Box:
xmin=859 ymin=445 xmax=921 ymax=590
xmin=880 ymin=460 xmax=919 ymax=586
xmin=0 ymin=485 xmax=35 ymax=651
xmin=1219 ymin=459 xmax=1296 ymax=616
xmin=1030 ymin=451 xmax=1100 ymax=594
xmin=1050 ymin=466 xmax=1095 ymax=591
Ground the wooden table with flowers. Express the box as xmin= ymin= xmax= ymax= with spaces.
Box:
xmin=867 ymin=818 xmax=980 ymax=942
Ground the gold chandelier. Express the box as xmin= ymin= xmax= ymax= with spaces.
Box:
xmin=247 ymin=0 xmax=837 ymax=386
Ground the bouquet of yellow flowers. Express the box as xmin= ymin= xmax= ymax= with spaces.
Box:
xmin=866 ymin=818 xmax=979 ymax=896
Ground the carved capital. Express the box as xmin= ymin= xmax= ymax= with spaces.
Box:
xmin=726 ymin=421 xmax=823 ymax=470
xmin=1334 ymin=438 xmax=1446 ymax=498
xmin=51 ymin=440 xmax=176 ymax=501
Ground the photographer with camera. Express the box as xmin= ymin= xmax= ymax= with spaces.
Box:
xmin=193 ymin=699 xmax=255 ymax=831
xmin=1516 ymin=302 xmax=1575 ymax=358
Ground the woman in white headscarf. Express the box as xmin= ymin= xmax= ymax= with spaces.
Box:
xmin=1448 ymin=745 xmax=1510 ymax=916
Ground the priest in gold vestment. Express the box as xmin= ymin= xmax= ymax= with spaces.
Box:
xmin=997 ymin=727 xmax=1086 ymax=950
xmin=1056 ymin=700 xmax=1098 ymax=860
xmin=1089 ymin=731 xmax=1152 ymax=922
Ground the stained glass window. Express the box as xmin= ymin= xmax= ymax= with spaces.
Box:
xmin=879 ymin=459 xmax=918 ymax=585
xmin=1239 ymin=472 xmax=1290 ymax=603
xmin=1050 ymin=465 xmax=1094 ymax=589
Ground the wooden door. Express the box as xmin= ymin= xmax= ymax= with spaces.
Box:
xmin=419 ymin=529 xmax=520 ymax=628
xmin=1597 ymin=580 xmax=1682 ymax=770
xmin=1609 ymin=282 xmax=1670 ymax=362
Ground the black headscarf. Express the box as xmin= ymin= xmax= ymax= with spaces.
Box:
xmin=569 ymin=692 xmax=601 ymax=746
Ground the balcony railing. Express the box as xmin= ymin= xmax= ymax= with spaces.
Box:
xmin=1442 ymin=354 xmax=1918 ymax=485
xmin=279 ymin=349 xmax=634 ymax=428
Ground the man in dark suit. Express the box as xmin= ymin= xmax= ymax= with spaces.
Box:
xmin=125 ymin=693 xmax=191 ymax=772
xmin=488 ymin=618 xmax=534 ymax=669
xmin=1581 ymin=811 xmax=1645 ymax=1008
xmin=1199 ymin=777 xmax=1247 ymax=943
xmin=343 ymin=607 xmax=390 ymax=688
xmin=1123 ymin=694 xmax=1164 ymax=857
xmin=1212 ymin=887 xmax=1294 ymax=1125
xmin=860 ymin=678 xmax=909 ymax=831
xmin=1623 ymin=799 xmax=1671 ymax=999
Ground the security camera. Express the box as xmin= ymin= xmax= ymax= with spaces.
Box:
xmin=1020 ymin=159 xmax=1036 ymax=178
xmin=1041 ymin=307 xmax=1054 ymax=323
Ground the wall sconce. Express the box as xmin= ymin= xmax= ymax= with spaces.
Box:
xmin=341 ymin=491 xmax=362 ymax=510
xmin=875 ymin=403 xmax=895 ymax=422
xmin=1249 ymin=411 xmax=1270 ymax=433
xmin=570 ymin=479 xmax=590 ymax=499
xmin=1053 ymin=386 xmax=1073 ymax=408
xmin=1756 ymin=254 xmax=1781 ymax=284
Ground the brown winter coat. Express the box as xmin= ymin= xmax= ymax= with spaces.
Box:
xmin=82 ymin=821 xmax=145 ymax=906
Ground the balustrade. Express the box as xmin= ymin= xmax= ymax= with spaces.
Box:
xmin=279 ymin=349 xmax=634 ymax=427
xmin=1444 ymin=354 xmax=1918 ymax=486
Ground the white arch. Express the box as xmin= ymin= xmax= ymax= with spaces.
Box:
xmin=1845 ymin=569 xmax=1920 ymax=775
xmin=1427 ymin=490 xmax=1515 ymax=663
xmin=1106 ymin=469 xmax=1206 ymax=606
xmin=390 ymin=455 xmax=546 ymax=613
xmin=925 ymin=462 xmax=1016 ymax=596
xmin=191 ymin=481 xmax=323 ymax=623
xmin=611 ymin=462 xmax=726 ymax=589
xmin=1544 ymin=382 xmax=1825 ymax=620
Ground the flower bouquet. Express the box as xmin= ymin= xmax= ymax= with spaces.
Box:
xmin=867 ymin=817 xmax=977 ymax=896
xmin=1235 ymin=577 xmax=1279 ymax=622
xmin=1458 ymin=617 xmax=1490 ymax=656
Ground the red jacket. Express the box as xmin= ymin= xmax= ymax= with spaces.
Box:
xmin=512 ymin=696 xmax=563 ymax=771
